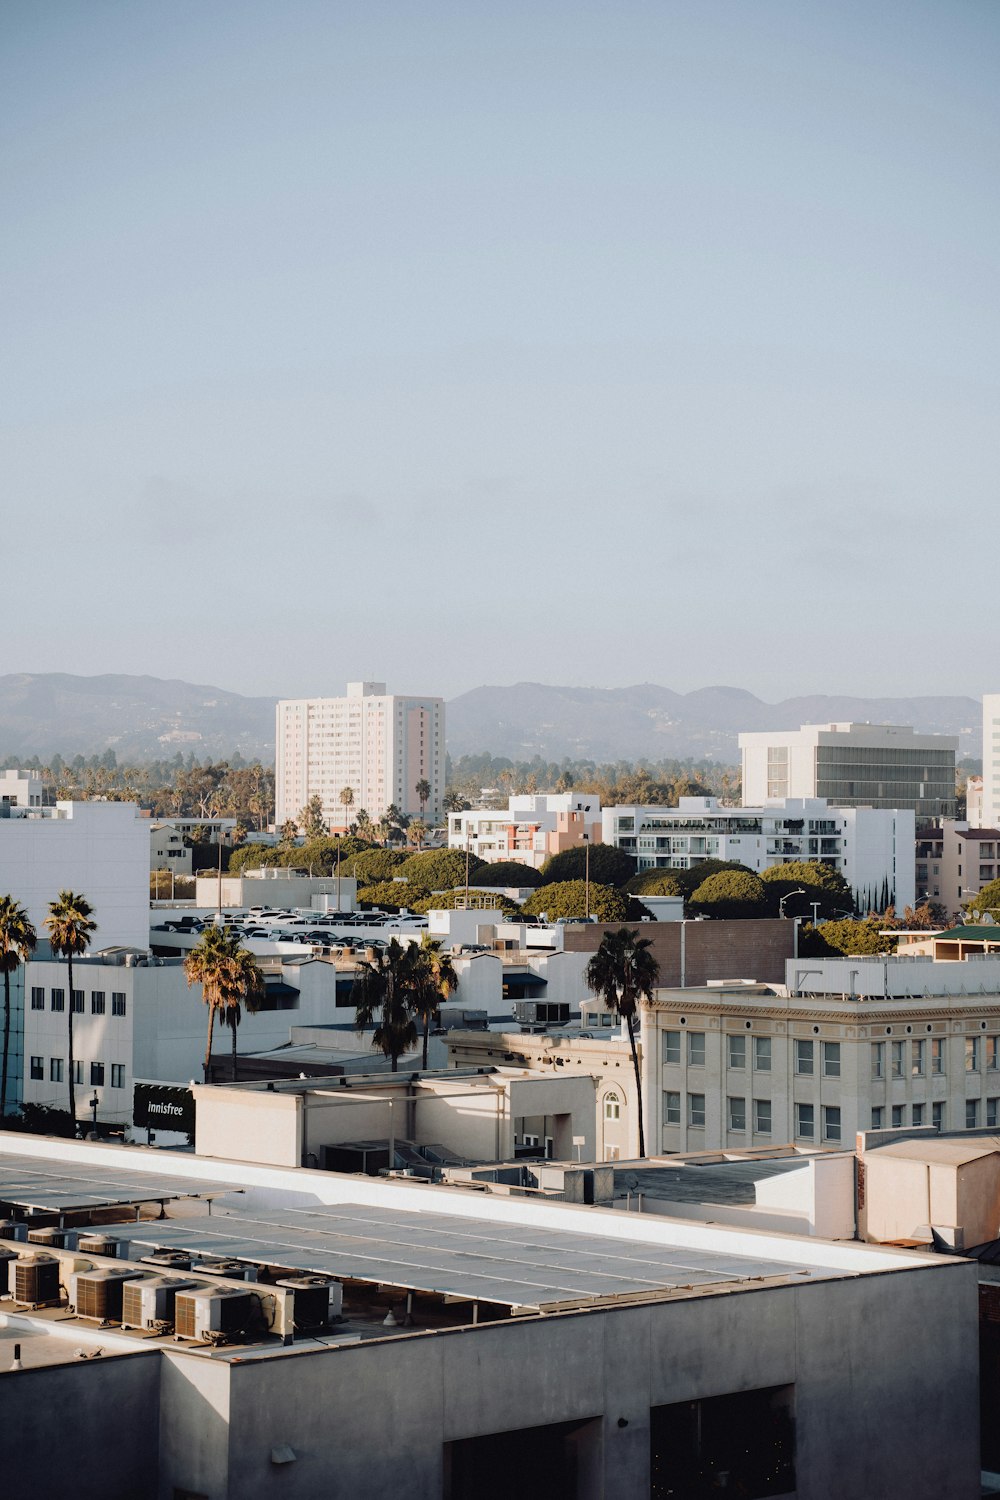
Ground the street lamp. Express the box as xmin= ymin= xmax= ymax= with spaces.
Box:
xmin=779 ymin=888 xmax=806 ymax=919
xmin=89 ymin=1092 xmax=99 ymax=1136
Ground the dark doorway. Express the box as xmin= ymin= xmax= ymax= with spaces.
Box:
xmin=445 ymin=1415 xmax=600 ymax=1500
xmin=651 ymin=1384 xmax=795 ymax=1499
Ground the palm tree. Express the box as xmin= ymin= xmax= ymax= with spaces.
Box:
xmin=585 ymin=927 xmax=660 ymax=1157
xmin=339 ymin=786 xmax=355 ymax=823
xmin=184 ymin=927 xmax=263 ymax=1082
xmin=0 ymin=896 xmax=36 ymax=1120
xmin=415 ymin=778 xmax=431 ymax=818
xmin=409 ymin=935 xmax=458 ymax=1070
xmin=45 ymin=891 xmax=97 ymax=1128
xmin=352 ymin=938 xmax=418 ymax=1071
xmin=355 ymin=808 xmax=373 ymax=841
xmin=407 ymin=818 xmax=428 ymax=850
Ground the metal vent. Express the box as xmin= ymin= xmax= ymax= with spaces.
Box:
xmin=174 ymin=1289 xmax=199 ymax=1340
xmin=122 ymin=1276 xmax=199 ymax=1329
xmin=14 ymin=1254 xmax=60 ymax=1307
xmin=174 ymin=1288 xmax=253 ymax=1342
xmin=77 ymin=1234 xmax=121 ymax=1258
xmin=73 ymin=1269 xmax=143 ymax=1323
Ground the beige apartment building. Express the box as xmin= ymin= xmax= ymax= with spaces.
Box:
xmin=642 ymin=973 xmax=1000 ymax=1156
xmin=275 ymin=680 xmax=444 ymax=829
xmin=916 ymin=821 xmax=1000 ymax=915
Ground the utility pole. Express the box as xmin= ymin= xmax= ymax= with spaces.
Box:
xmin=584 ymin=836 xmax=591 ymax=919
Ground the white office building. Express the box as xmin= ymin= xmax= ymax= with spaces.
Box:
xmin=603 ymin=796 xmax=915 ymax=911
xmin=982 ymin=694 xmax=1000 ymax=829
xmin=740 ymin=722 xmax=957 ymax=818
xmin=0 ymin=772 xmax=149 ymax=949
xmin=275 ymin=681 xmax=445 ymax=830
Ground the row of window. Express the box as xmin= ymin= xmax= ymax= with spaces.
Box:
xmin=664 ymin=1031 xmax=841 ymax=1077
xmin=665 ymin=1092 xmax=1000 ymax=1139
xmin=872 ymin=1037 xmax=999 ymax=1078
xmin=29 ymin=1057 xmax=125 ymax=1088
xmin=30 ymin=988 xmax=127 ymax=1017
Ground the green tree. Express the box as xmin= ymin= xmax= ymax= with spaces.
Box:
xmin=442 ymin=790 xmax=470 ymax=813
xmin=0 ymin=896 xmax=36 ymax=1120
xmin=407 ymin=818 xmax=428 ymax=850
xmin=399 ymin=848 xmax=486 ymax=891
xmin=521 ymin=881 xmax=628 ymax=922
xmin=689 ymin=870 xmax=767 ymax=920
xmin=354 ymin=808 xmax=373 ymax=840
xmin=629 ymin=859 xmax=750 ymax=902
xmin=470 ymin=860 xmax=543 ymax=889
xmin=339 ymin=786 xmax=355 ymax=821
xmin=625 ymin=870 xmax=686 ymax=898
xmin=357 ymin=880 xmax=432 ymax=912
xmin=183 ymin=926 xmax=263 ymax=1082
xmin=352 ymin=938 xmax=419 ymax=1071
xmin=539 ymin=845 xmax=636 ymax=888
xmin=45 ymin=891 xmax=97 ymax=1128
xmin=411 ymin=889 xmax=522 ymax=916
xmin=799 ymin=917 xmax=896 ymax=957
xmin=759 ymin=861 xmax=854 ymax=919
xmin=415 ymin=778 xmax=432 ymax=818
xmin=585 ymin=928 xmax=660 ymax=1156
xmin=299 ymin=794 xmax=327 ymax=840
xmin=347 ymin=848 xmax=410 ymax=884
xmin=409 ymin=935 xmax=458 ymax=1069
xmin=967 ymin=879 xmax=1000 ymax=919
xmin=280 ymin=819 xmax=299 ymax=843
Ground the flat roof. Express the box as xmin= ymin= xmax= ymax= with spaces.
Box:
xmin=82 ymin=1201 xmax=828 ymax=1313
xmin=0 ymin=1153 xmax=228 ymax=1213
xmin=613 ymin=1157 xmax=810 ymax=1207
xmin=868 ymin=1138 xmax=1000 ymax=1167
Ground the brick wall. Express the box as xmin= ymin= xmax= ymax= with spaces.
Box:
xmin=561 ymin=919 xmax=796 ymax=986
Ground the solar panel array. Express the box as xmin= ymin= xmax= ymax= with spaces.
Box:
xmin=0 ymin=1153 xmax=227 ymax=1213
xmin=89 ymin=1201 xmax=817 ymax=1312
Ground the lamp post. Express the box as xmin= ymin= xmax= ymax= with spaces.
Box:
xmin=779 ymin=888 xmax=806 ymax=919
xmin=584 ymin=836 xmax=591 ymax=920
xmin=89 ymin=1092 xmax=99 ymax=1136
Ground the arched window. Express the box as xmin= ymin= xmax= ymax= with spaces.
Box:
xmin=604 ymin=1091 xmax=621 ymax=1122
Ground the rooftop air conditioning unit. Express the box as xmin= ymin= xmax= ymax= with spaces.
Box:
xmin=193 ymin=1259 xmax=257 ymax=1282
xmin=174 ymin=1287 xmax=253 ymax=1343
xmin=0 ymin=1219 xmax=28 ymax=1243
xmin=14 ymin=1253 xmax=61 ymax=1307
xmin=0 ymin=1246 xmax=19 ymax=1296
xmin=122 ymin=1275 xmax=200 ymax=1330
xmin=77 ymin=1233 xmax=124 ymax=1259
xmin=140 ymin=1250 xmax=193 ymax=1272
xmin=71 ymin=1267 xmax=146 ymax=1323
xmin=277 ymin=1275 xmax=343 ymax=1332
xmin=27 ymin=1226 xmax=76 ymax=1250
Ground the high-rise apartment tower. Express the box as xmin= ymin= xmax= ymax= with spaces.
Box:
xmin=275 ymin=682 xmax=445 ymax=831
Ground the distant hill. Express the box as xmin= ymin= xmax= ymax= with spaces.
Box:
xmin=445 ymin=682 xmax=982 ymax=762
xmin=0 ymin=673 xmax=982 ymax=764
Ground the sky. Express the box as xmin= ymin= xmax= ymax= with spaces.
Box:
xmin=2 ymin=1 xmax=997 ymax=704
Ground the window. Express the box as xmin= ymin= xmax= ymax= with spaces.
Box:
xmin=73 ymin=1060 xmax=83 ymax=1085
xmin=663 ymin=1091 xmax=681 ymax=1126
xmin=604 ymin=1092 xmax=621 ymax=1121
xmin=753 ymin=1098 xmax=771 ymax=1134
xmin=30 ymin=986 xmax=44 ymax=1011
xmin=90 ymin=1062 xmax=105 ymax=1086
xmin=72 ymin=990 xmax=84 ymax=1014
xmin=912 ymin=1103 xmax=925 ymax=1126
xmin=90 ymin=991 xmax=106 ymax=1015
xmin=822 ymin=1042 xmax=841 ymax=1079
xmin=967 ymin=1099 xmax=980 ymax=1130
xmin=49 ymin=1057 xmax=63 ymax=1083
xmin=932 ymin=1038 xmax=945 ymax=1075
xmin=662 ymin=1031 xmax=681 ymax=1066
xmin=891 ymin=1105 xmax=904 ymax=1128
xmin=688 ymin=1093 xmax=706 ymax=1128
xmin=50 ymin=988 xmax=65 ymax=1013
xmin=688 ymin=1032 xmax=706 ymax=1067
xmin=871 ymin=1042 xmax=884 ymax=1080
xmin=650 ymin=1384 xmax=795 ymax=1500
xmin=112 ymin=992 xmax=127 ymax=1018
xmin=30 ymin=1056 xmax=43 ymax=1080
xmin=989 ymin=1099 xmax=1000 ymax=1130
xmin=795 ymin=1040 xmax=814 ymax=1075
xmin=823 ymin=1105 xmax=842 ymax=1142
xmin=966 ymin=1037 xmax=981 ymax=1073
xmin=795 ymin=1102 xmax=815 ymax=1140
xmin=989 ymin=1037 xmax=999 ymax=1071
xmin=727 ymin=1096 xmax=746 ymax=1132
xmin=933 ymin=1101 xmax=945 ymax=1130
xmin=891 ymin=1040 xmax=905 ymax=1078
xmin=727 ymin=1034 xmax=746 ymax=1070
xmin=111 ymin=1064 xmax=125 ymax=1089
xmin=871 ymin=1107 xmax=884 ymax=1128
xmin=911 ymin=1040 xmax=925 ymax=1078
xmin=753 ymin=1037 xmax=771 ymax=1072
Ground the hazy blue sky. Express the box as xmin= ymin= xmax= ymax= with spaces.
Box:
xmin=2 ymin=1 xmax=997 ymax=703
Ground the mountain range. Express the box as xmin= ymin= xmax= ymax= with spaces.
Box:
xmin=0 ymin=673 xmax=982 ymax=764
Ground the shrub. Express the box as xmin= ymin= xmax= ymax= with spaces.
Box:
xmin=539 ymin=846 xmax=636 ymax=888
xmin=356 ymin=880 xmax=431 ymax=912
xmin=689 ymin=870 xmax=767 ymax=920
xmin=411 ymin=889 xmax=522 ymax=916
xmin=469 ymin=860 xmax=543 ymax=889
xmin=399 ymin=849 xmax=486 ymax=890
xmin=521 ymin=881 xmax=628 ymax=922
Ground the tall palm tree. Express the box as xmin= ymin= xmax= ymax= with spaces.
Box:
xmin=355 ymin=808 xmax=373 ymax=841
xmin=352 ymin=938 xmax=418 ymax=1071
xmin=45 ymin=891 xmax=97 ymax=1129
xmin=409 ymin=935 xmax=458 ymax=1070
xmin=415 ymin=778 xmax=431 ymax=818
xmin=0 ymin=896 xmax=36 ymax=1120
xmin=184 ymin=927 xmax=263 ymax=1082
xmin=585 ymin=927 xmax=660 ymax=1158
xmin=407 ymin=819 xmax=428 ymax=851
xmin=339 ymin=786 xmax=355 ymax=822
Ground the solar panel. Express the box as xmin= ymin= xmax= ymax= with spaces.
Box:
xmin=0 ymin=1153 xmax=229 ymax=1213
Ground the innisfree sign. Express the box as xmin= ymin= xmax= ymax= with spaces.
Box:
xmin=133 ymin=1082 xmax=196 ymax=1137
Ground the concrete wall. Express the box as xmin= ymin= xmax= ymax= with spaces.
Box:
xmin=863 ymin=1149 xmax=1000 ymax=1246
xmin=564 ymin=919 xmax=796 ymax=986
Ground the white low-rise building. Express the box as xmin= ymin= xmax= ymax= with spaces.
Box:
xmin=448 ymin=793 xmax=602 ymax=869
xmin=603 ymin=795 xmax=915 ymax=910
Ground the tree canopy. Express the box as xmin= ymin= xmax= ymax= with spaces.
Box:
xmin=469 ymin=860 xmax=543 ymax=889
xmin=968 ymin=879 xmax=1000 ymax=917
xmin=346 ymin=848 xmax=411 ymax=884
xmin=357 ymin=880 xmax=432 ymax=912
xmin=758 ymin=861 xmax=854 ymax=919
xmin=689 ymin=869 xmax=767 ymax=919
xmin=539 ymin=845 xmax=636 ymax=889
xmin=625 ymin=870 xmax=686 ymax=897
xmin=411 ymin=889 xmax=522 ymax=916
xmin=799 ymin=917 xmax=897 ymax=957
xmin=521 ymin=881 xmax=628 ymax=922
xmin=399 ymin=848 xmax=486 ymax=890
